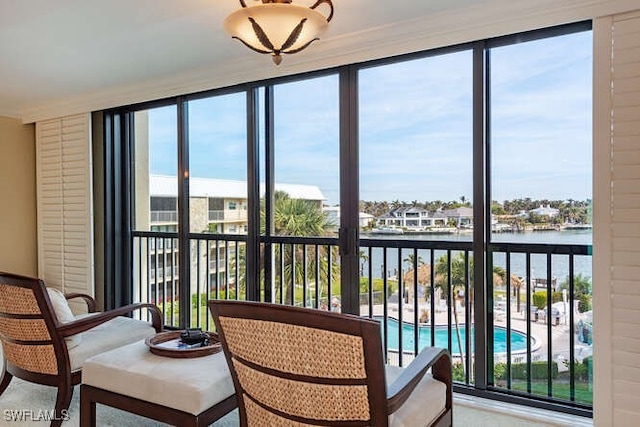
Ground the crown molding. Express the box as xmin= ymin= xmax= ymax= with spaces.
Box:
xmin=20 ymin=0 xmax=639 ymax=123
xmin=0 ymin=108 xmax=22 ymax=120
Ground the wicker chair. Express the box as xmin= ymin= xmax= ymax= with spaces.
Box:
xmin=209 ymin=300 xmax=452 ymax=426
xmin=0 ymin=272 xmax=162 ymax=426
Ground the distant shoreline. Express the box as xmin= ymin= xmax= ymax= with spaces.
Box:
xmin=364 ymin=223 xmax=592 ymax=236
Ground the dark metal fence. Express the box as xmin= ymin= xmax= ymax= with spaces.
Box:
xmin=487 ymin=242 xmax=592 ymax=410
xmin=131 ymin=231 xmax=592 ymax=412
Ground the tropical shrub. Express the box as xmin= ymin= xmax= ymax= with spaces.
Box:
xmin=558 ymin=274 xmax=592 ymax=313
xmin=569 ymin=356 xmax=593 ymax=381
xmin=452 ymin=363 xmax=465 ymax=382
xmin=532 ymin=291 xmax=563 ymax=309
xmin=578 ymin=294 xmax=592 ymax=313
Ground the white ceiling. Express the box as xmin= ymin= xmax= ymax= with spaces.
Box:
xmin=0 ymin=0 xmax=630 ymax=122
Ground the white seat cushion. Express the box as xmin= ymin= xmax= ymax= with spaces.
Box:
xmin=82 ymin=340 xmax=235 ymax=415
xmin=68 ymin=315 xmax=156 ymax=372
xmin=386 ymin=365 xmax=447 ymax=426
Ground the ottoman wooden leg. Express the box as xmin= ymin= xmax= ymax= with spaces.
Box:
xmin=80 ymin=385 xmax=97 ymax=427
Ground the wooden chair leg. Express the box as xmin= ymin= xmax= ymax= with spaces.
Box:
xmin=0 ymin=367 xmax=12 ymax=395
xmin=51 ymin=385 xmax=73 ymax=427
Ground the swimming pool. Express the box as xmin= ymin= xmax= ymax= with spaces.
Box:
xmin=376 ymin=316 xmax=530 ymax=355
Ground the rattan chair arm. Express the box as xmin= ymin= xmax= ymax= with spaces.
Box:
xmin=64 ymin=293 xmax=98 ymax=313
xmin=386 ymin=347 xmax=452 ymax=414
xmin=56 ymin=303 xmax=163 ymax=337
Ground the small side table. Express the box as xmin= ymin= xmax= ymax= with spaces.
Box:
xmin=80 ymin=340 xmax=236 ymax=426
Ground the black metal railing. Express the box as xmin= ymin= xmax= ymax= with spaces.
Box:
xmin=262 ymin=236 xmax=340 ymax=310
xmin=487 ymin=242 xmax=592 ymax=410
xmin=133 ymin=231 xmax=248 ymax=329
xmin=130 ymin=231 xmax=592 ymax=412
xmin=358 ymin=239 xmax=474 ymax=380
xmin=132 ymin=232 xmax=179 ymax=326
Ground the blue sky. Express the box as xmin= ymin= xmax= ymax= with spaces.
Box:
xmin=148 ymin=30 xmax=592 ymax=206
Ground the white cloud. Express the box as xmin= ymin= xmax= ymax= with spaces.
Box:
xmin=148 ymin=30 xmax=592 ymax=204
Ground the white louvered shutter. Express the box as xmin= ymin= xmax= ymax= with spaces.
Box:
xmin=36 ymin=113 xmax=94 ymax=313
xmin=596 ymin=10 xmax=640 ymax=427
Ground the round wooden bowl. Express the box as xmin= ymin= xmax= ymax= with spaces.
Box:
xmin=145 ymin=330 xmax=222 ymax=358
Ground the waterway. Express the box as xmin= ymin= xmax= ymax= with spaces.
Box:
xmin=360 ymin=229 xmax=593 ymax=284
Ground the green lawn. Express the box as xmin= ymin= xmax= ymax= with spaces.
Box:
xmin=505 ymin=380 xmax=592 ymax=405
xmin=173 ymin=290 xmax=594 ymax=407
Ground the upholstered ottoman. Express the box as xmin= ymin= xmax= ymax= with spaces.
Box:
xmin=80 ymin=340 xmax=236 ymax=426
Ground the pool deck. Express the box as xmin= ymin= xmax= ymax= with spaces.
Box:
xmin=362 ymin=302 xmax=592 ymax=367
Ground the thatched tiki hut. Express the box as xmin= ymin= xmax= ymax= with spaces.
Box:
xmin=493 ymin=272 xmax=525 ymax=312
xmin=492 ymin=272 xmax=523 ymax=288
xmin=402 ymin=264 xmax=432 ymax=303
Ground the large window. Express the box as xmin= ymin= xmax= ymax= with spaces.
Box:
xmin=488 ymin=30 xmax=593 ymax=405
xmin=110 ymin=21 xmax=592 ymax=415
xmin=188 ymin=93 xmax=247 ymax=234
xmin=134 ymin=106 xmax=177 ymax=232
xmin=490 ymin=31 xmax=592 ymax=244
xmin=264 ymin=75 xmax=341 ymax=307
xmin=273 ymin=75 xmax=340 ymax=237
xmin=358 ymin=51 xmax=476 ymax=377
xmin=131 ymin=105 xmax=179 ymax=325
xmin=359 ymin=51 xmax=473 ymax=213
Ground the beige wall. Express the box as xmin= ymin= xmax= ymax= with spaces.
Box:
xmin=0 ymin=116 xmax=37 ymax=276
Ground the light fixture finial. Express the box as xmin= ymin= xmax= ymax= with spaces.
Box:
xmin=224 ymin=0 xmax=334 ymax=65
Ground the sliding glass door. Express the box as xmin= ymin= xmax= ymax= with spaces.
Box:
xmin=358 ymin=50 xmax=475 ymax=371
xmin=487 ymin=29 xmax=593 ymax=405
xmin=264 ymin=74 xmax=341 ymax=308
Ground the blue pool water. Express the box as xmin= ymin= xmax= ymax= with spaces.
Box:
xmin=376 ymin=317 xmax=529 ymax=355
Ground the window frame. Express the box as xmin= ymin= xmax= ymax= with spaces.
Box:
xmin=102 ymin=20 xmax=593 ymax=417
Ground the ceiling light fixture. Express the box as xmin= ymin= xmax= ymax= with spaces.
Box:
xmin=224 ymin=0 xmax=334 ymax=65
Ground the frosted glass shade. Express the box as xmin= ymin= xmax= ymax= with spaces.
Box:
xmin=224 ymin=3 xmax=330 ymax=64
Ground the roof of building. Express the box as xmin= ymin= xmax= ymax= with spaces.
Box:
xmin=150 ymin=175 xmax=325 ymax=201
xmin=378 ymin=206 xmax=429 ymax=219
xmin=529 ymin=204 xmax=560 ymax=216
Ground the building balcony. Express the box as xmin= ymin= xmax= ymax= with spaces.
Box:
xmin=208 ymin=210 xmax=247 ymax=222
xmin=150 ymin=211 xmax=177 ymax=223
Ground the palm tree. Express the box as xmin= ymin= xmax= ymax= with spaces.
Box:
xmin=403 ymin=253 xmax=424 ymax=270
xmin=228 ymin=244 xmax=247 ymax=299
xmin=264 ymin=191 xmax=337 ymax=305
xmin=359 ymin=250 xmax=369 ymax=276
xmin=435 ymin=252 xmax=469 ymax=376
xmin=272 ymin=191 xmax=328 ymax=237
xmin=558 ymin=274 xmax=592 ymax=312
xmin=510 ymin=275 xmax=524 ymax=312
xmin=434 ymin=253 xmax=506 ymax=376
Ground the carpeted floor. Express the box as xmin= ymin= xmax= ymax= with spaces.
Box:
xmin=0 ymin=377 xmax=232 ymax=427
xmin=0 ymin=345 xmax=592 ymax=427
xmin=0 ymin=375 xmax=592 ymax=427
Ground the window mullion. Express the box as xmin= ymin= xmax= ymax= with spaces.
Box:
xmin=472 ymin=41 xmax=489 ymax=390
xmin=177 ymin=97 xmax=190 ymax=328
